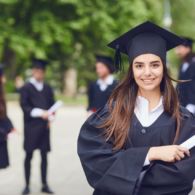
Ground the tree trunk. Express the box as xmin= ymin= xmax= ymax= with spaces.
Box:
xmin=63 ymin=67 xmax=77 ymax=97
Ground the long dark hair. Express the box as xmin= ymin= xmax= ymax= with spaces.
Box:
xmin=0 ymin=76 xmax=7 ymax=119
xmin=100 ymin=62 xmax=181 ymax=150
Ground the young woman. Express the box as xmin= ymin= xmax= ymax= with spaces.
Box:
xmin=0 ymin=66 xmax=14 ymax=169
xmin=77 ymin=21 xmax=195 ymax=195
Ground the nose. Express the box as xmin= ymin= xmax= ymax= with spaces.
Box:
xmin=143 ymin=65 xmax=152 ymax=76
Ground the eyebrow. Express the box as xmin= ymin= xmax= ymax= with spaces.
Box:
xmin=134 ymin=60 xmax=161 ymax=65
xmin=133 ymin=61 xmax=145 ymax=65
xmin=150 ymin=60 xmax=161 ymax=64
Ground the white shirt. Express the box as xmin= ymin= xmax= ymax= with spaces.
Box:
xmin=181 ymin=62 xmax=190 ymax=72
xmin=134 ymin=96 xmax=164 ymax=166
xmin=134 ymin=96 xmax=164 ymax=127
xmin=28 ymin=77 xmax=56 ymax=121
xmin=97 ymin=75 xmax=114 ymax=91
xmin=29 ymin=77 xmax=44 ymax=91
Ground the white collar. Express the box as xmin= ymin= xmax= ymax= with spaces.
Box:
xmin=29 ymin=77 xmax=44 ymax=91
xmin=134 ymin=96 xmax=164 ymax=127
xmin=181 ymin=62 xmax=190 ymax=72
xmin=97 ymin=75 xmax=114 ymax=91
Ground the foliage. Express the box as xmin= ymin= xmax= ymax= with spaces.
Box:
xmin=0 ymin=0 xmax=166 ymax=92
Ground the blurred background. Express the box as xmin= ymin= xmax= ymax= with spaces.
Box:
xmin=0 ymin=0 xmax=194 ymax=102
xmin=0 ymin=0 xmax=195 ymax=195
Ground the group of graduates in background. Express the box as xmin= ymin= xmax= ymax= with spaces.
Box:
xmin=0 ymin=33 xmax=195 ymax=195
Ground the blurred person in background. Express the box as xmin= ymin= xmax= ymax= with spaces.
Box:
xmin=87 ymin=55 xmax=118 ymax=114
xmin=20 ymin=59 xmax=55 ymax=195
xmin=176 ymin=37 xmax=195 ymax=114
xmin=0 ymin=64 xmax=15 ymax=170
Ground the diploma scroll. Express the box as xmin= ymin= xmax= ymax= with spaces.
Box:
xmin=180 ymin=135 xmax=195 ymax=150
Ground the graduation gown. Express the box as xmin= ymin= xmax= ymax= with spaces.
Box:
xmin=87 ymin=80 xmax=118 ymax=112
xmin=177 ymin=54 xmax=195 ymax=107
xmin=77 ymin=105 xmax=195 ymax=195
xmin=20 ymin=82 xmax=55 ymax=152
xmin=0 ymin=117 xmax=13 ymax=169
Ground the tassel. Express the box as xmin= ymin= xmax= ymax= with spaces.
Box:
xmin=114 ymin=44 xmax=123 ymax=72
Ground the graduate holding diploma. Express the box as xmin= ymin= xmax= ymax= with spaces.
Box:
xmin=77 ymin=21 xmax=195 ymax=195
xmin=20 ymin=59 xmax=55 ymax=195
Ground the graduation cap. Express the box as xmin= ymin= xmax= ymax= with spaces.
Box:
xmin=181 ymin=37 xmax=194 ymax=48
xmin=108 ymin=21 xmax=185 ymax=72
xmin=32 ymin=59 xmax=48 ymax=70
xmin=95 ymin=55 xmax=115 ymax=73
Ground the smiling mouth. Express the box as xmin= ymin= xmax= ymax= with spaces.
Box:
xmin=141 ymin=79 xmax=155 ymax=83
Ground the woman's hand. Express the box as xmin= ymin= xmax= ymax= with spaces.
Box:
xmin=148 ymin=145 xmax=190 ymax=163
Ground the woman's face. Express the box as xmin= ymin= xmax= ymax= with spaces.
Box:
xmin=132 ymin=53 xmax=164 ymax=93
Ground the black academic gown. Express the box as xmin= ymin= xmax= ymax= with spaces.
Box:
xmin=177 ymin=53 xmax=195 ymax=107
xmin=77 ymin=105 xmax=195 ymax=195
xmin=20 ymin=82 xmax=55 ymax=153
xmin=87 ymin=80 xmax=118 ymax=112
xmin=0 ymin=117 xmax=13 ymax=169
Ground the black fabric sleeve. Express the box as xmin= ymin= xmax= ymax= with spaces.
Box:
xmin=139 ymin=114 xmax=195 ymax=194
xmin=0 ymin=117 xmax=14 ymax=142
xmin=77 ymin=107 xmax=149 ymax=195
xmin=19 ymin=86 xmax=34 ymax=117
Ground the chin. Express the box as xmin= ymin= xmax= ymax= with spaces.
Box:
xmin=140 ymin=85 xmax=158 ymax=91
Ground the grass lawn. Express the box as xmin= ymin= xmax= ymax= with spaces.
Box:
xmin=6 ymin=93 xmax=87 ymax=107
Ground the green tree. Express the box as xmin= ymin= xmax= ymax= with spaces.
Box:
xmin=0 ymin=0 xmax=163 ymax=93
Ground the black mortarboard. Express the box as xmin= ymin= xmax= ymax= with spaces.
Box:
xmin=181 ymin=37 xmax=194 ymax=48
xmin=32 ymin=59 xmax=48 ymax=70
xmin=95 ymin=55 xmax=115 ymax=73
xmin=108 ymin=21 xmax=185 ymax=72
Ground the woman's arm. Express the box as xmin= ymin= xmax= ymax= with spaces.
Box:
xmin=147 ymin=145 xmax=190 ymax=162
xmin=78 ymin=108 xmax=150 ymax=195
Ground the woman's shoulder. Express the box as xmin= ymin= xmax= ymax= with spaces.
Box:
xmin=85 ymin=104 xmax=110 ymax=127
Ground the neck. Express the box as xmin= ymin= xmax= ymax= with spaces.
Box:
xmin=100 ymin=74 xmax=110 ymax=81
xmin=33 ymin=77 xmax=43 ymax=83
xmin=138 ymin=88 xmax=161 ymax=111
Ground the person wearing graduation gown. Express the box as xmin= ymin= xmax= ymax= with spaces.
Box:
xmin=20 ymin=59 xmax=55 ymax=195
xmin=87 ymin=55 xmax=118 ymax=113
xmin=77 ymin=21 xmax=195 ymax=195
xmin=0 ymin=65 xmax=14 ymax=169
xmin=176 ymin=37 xmax=195 ymax=114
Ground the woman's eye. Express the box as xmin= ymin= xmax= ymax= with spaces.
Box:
xmin=135 ymin=64 xmax=143 ymax=69
xmin=152 ymin=64 xmax=160 ymax=68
